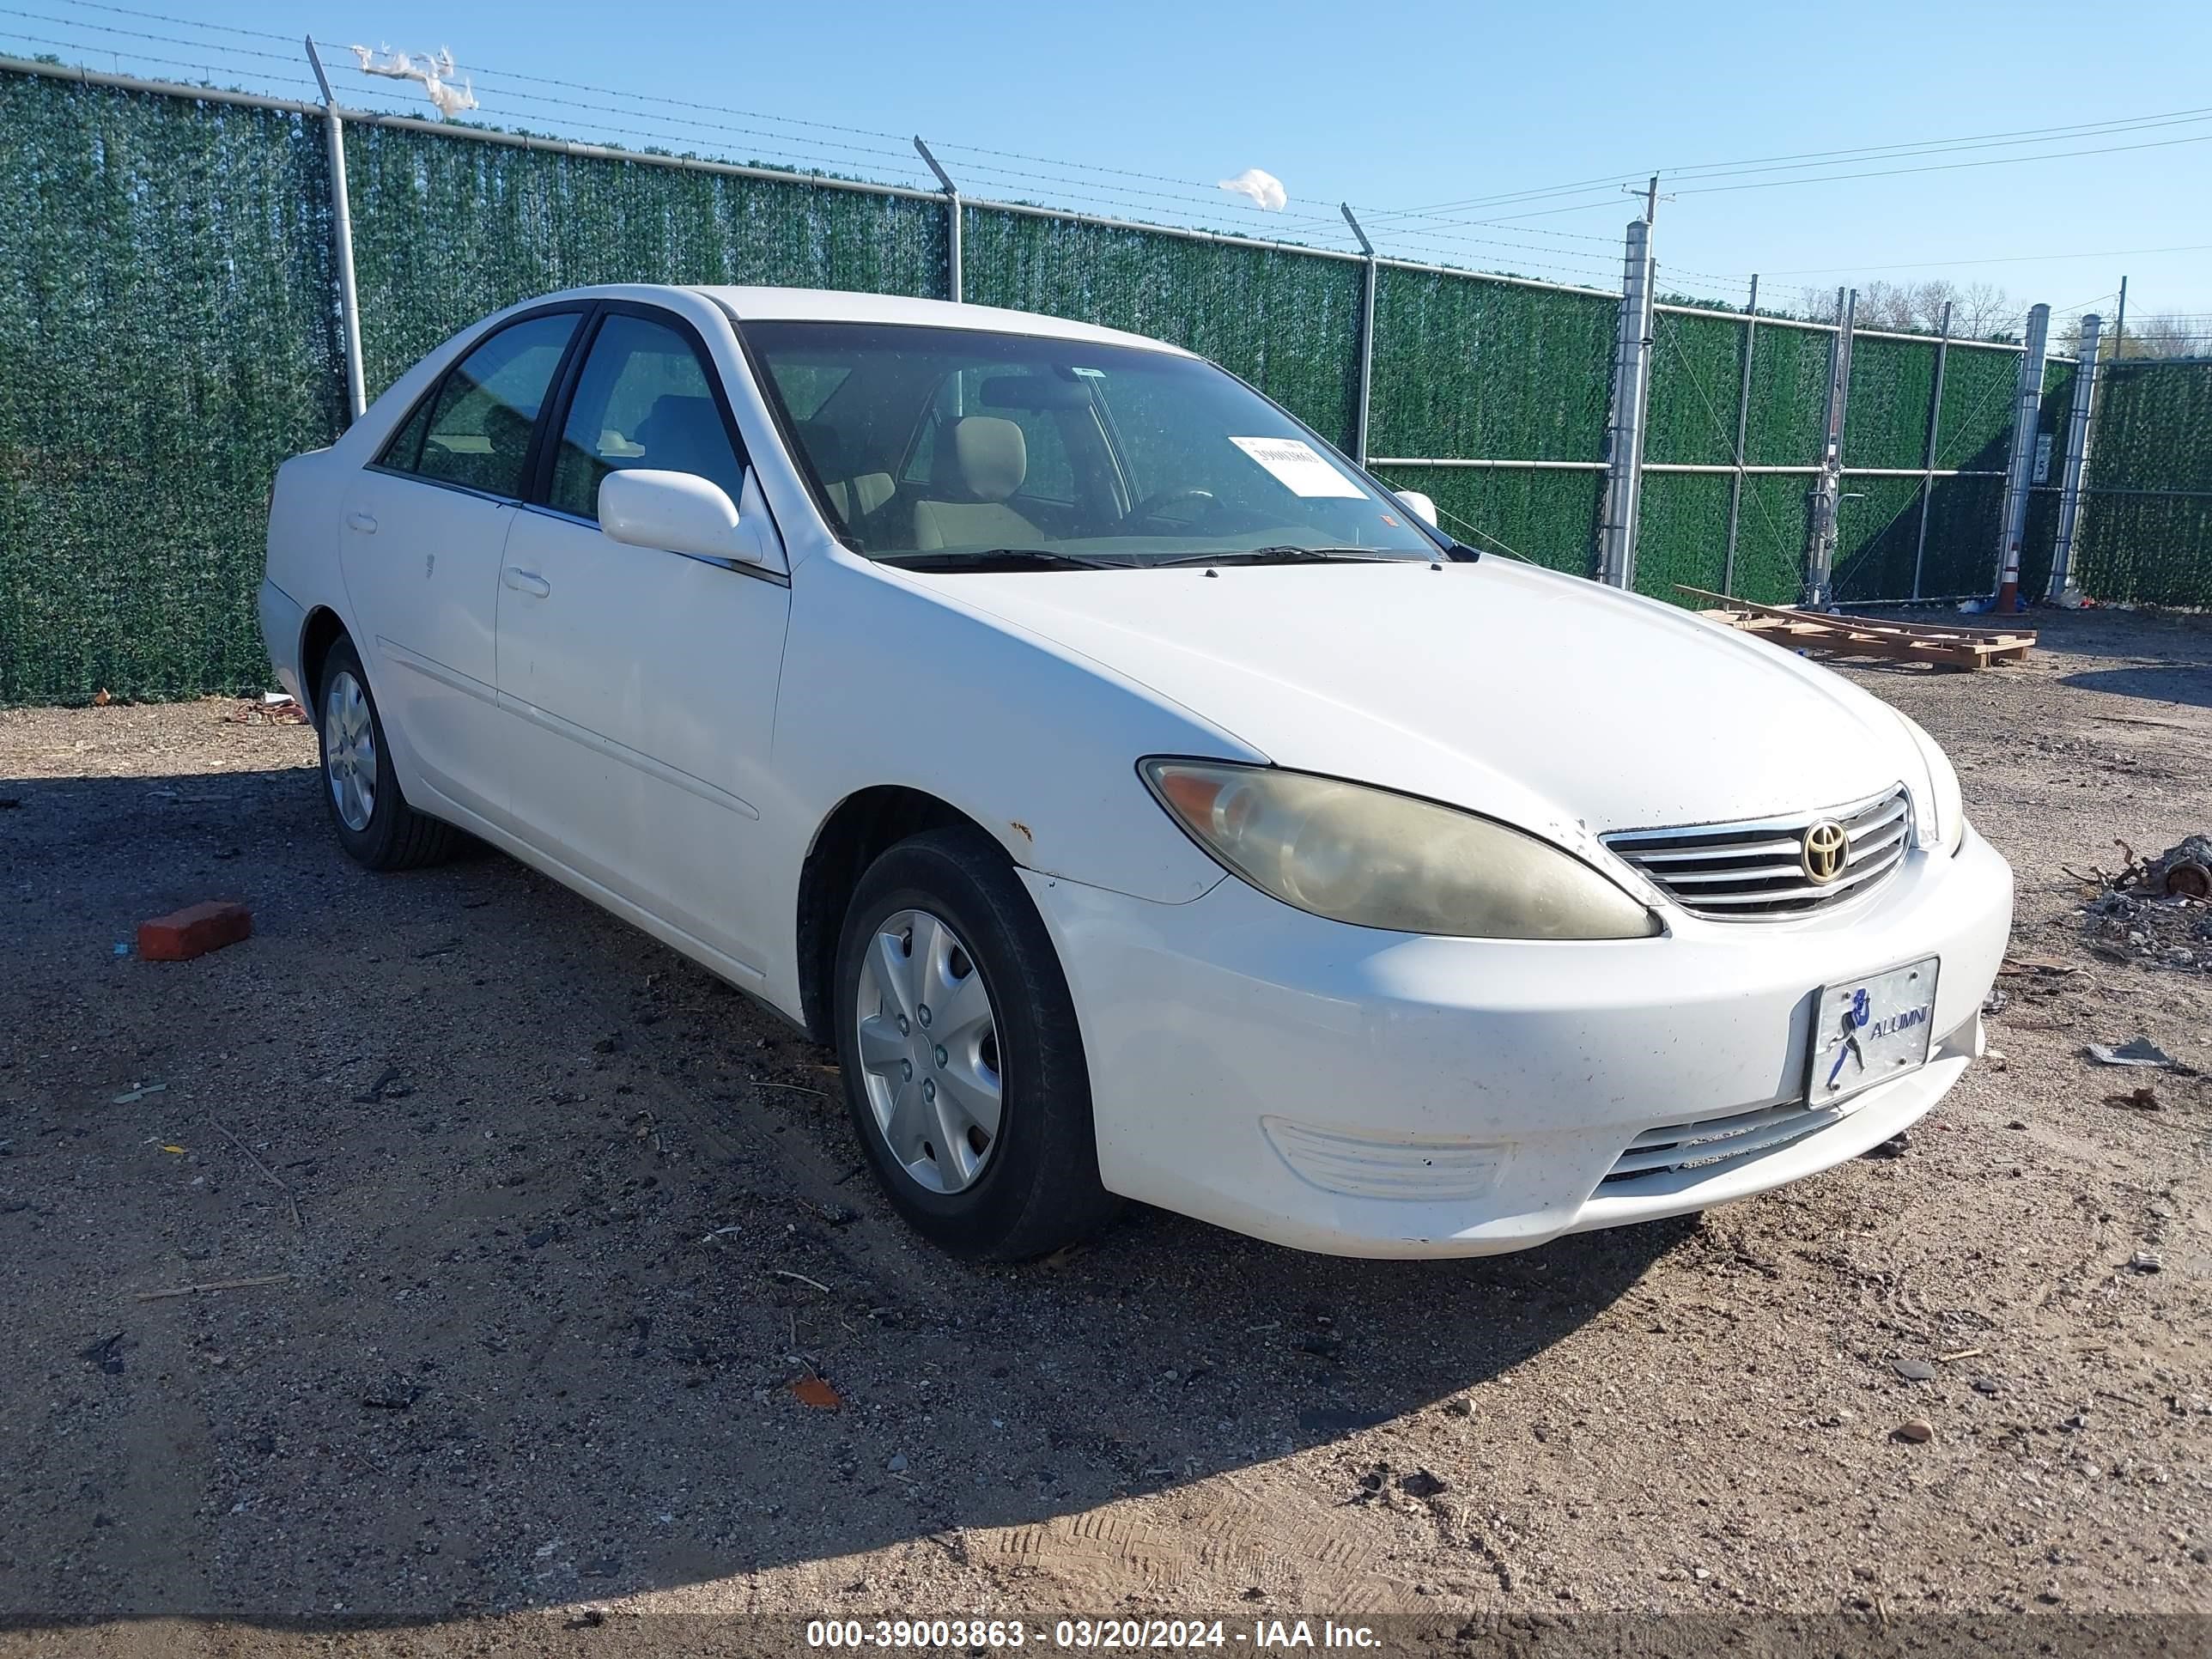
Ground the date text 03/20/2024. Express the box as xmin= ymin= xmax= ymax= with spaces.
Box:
xmin=805 ymin=1619 xmax=1381 ymax=1650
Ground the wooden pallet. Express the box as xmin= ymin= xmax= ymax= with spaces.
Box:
xmin=1675 ymin=586 xmax=2036 ymax=670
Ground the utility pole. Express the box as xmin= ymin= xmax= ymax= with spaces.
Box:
xmin=2110 ymin=274 xmax=2128 ymax=362
xmin=1992 ymin=302 xmax=2051 ymax=614
xmin=2046 ymin=313 xmax=2101 ymax=603
xmin=913 ymin=137 xmax=961 ymax=304
xmin=1341 ymin=204 xmax=1377 ymax=465
xmin=1803 ymin=286 xmax=1855 ymax=609
xmin=1597 ymin=216 xmax=1655 ymax=589
xmin=1721 ymin=273 xmax=1759 ymax=597
xmin=306 ymin=36 xmax=366 ymax=423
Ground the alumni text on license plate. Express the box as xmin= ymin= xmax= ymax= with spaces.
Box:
xmin=1808 ymin=956 xmax=1939 ymax=1105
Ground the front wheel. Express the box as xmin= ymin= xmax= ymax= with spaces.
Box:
xmin=833 ymin=827 xmax=1119 ymax=1260
xmin=316 ymin=636 xmax=460 ymax=871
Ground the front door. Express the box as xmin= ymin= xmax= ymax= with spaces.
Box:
xmin=494 ymin=308 xmax=791 ymax=975
xmin=337 ymin=309 xmax=581 ymax=819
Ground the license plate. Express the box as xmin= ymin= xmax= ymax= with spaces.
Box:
xmin=1808 ymin=956 xmax=1940 ymax=1105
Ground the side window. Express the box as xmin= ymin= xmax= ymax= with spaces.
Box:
xmin=548 ymin=313 xmax=747 ymax=521
xmin=394 ymin=312 xmax=579 ymax=497
xmin=902 ymin=368 xmax=1076 ymax=504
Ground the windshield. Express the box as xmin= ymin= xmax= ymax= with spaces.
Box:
xmin=740 ymin=321 xmax=1441 ymax=567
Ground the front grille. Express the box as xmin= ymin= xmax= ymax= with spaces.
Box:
xmin=1600 ymin=1100 xmax=1837 ymax=1185
xmin=1601 ymin=784 xmax=1912 ymax=920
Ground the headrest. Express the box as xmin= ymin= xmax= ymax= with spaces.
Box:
xmin=951 ymin=416 xmax=1026 ymax=502
xmin=790 ymin=417 xmax=851 ymax=481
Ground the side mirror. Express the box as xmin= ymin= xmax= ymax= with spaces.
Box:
xmin=1393 ymin=489 xmax=1438 ymax=528
xmin=599 ymin=469 xmax=760 ymax=564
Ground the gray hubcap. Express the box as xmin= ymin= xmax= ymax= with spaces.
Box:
xmin=854 ymin=908 xmax=1002 ymax=1194
xmin=324 ymin=670 xmax=378 ymax=833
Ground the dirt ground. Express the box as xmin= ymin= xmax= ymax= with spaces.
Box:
xmin=2 ymin=608 xmax=2209 ymax=1653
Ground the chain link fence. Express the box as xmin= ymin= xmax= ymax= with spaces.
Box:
xmin=0 ymin=62 xmax=2203 ymax=705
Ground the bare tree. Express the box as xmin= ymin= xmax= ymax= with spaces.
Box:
xmin=2112 ymin=313 xmax=2209 ymax=359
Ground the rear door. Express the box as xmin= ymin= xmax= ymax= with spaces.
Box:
xmin=337 ymin=308 xmax=581 ymax=821
xmin=494 ymin=304 xmax=791 ymax=974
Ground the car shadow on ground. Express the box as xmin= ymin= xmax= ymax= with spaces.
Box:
xmin=2057 ymin=662 xmax=2212 ymax=708
xmin=0 ymin=764 xmax=1697 ymax=1626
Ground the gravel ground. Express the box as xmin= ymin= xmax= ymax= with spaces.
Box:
xmin=2 ymin=608 xmax=2209 ymax=1651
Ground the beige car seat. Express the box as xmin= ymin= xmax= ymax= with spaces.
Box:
xmin=911 ymin=416 xmax=1045 ymax=550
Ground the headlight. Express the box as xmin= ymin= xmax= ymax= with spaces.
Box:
xmin=1141 ymin=760 xmax=1659 ymax=939
xmin=1895 ymin=713 xmax=1966 ymax=853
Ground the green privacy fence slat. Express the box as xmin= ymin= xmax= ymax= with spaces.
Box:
xmin=1841 ymin=337 xmax=1936 ymax=471
xmin=1370 ymin=465 xmax=1601 ymax=574
xmin=1644 ymin=312 xmax=1744 ymax=468
xmin=2077 ymin=360 xmax=2212 ymax=605
xmin=1370 ymin=268 xmax=1614 ymax=461
xmin=1744 ymin=325 xmax=1830 ymax=468
xmin=0 ymin=71 xmax=343 ymax=705
xmin=959 ymin=209 xmax=1361 ymax=448
xmin=1633 ymin=472 xmax=1732 ymax=597
xmin=6 ymin=63 xmax=2209 ymax=707
xmin=347 ymin=125 xmax=948 ymax=399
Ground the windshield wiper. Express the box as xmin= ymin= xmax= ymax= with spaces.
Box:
xmin=877 ymin=547 xmax=1128 ymax=572
xmin=1149 ymin=545 xmax=1401 ymax=568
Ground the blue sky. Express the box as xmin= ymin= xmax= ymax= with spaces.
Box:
xmin=15 ymin=0 xmax=2212 ymax=323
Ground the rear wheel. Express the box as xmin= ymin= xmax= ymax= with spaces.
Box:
xmin=316 ymin=636 xmax=460 ymax=871
xmin=833 ymin=827 xmax=1119 ymax=1260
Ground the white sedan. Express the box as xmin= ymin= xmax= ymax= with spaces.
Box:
xmin=262 ymin=284 xmax=2013 ymax=1260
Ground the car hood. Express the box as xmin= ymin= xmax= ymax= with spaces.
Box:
xmin=918 ymin=557 xmax=1923 ymax=860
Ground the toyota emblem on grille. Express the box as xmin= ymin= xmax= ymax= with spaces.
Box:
xmin=1801 ymin=819 xmax=1849 ymax=884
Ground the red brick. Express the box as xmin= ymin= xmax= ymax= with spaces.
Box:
xmin=137 ymin=901 xmax=252 ymax=962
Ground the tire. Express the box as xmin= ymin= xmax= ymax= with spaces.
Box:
xmin=315 ymin=635 xmax=461 ymax=872
xmin=832 ymin=826 xmax=1120 ymax=1261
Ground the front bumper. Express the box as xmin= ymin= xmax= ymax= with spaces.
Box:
xmin=1023 ymin=825 xmax=2012 ymax=1258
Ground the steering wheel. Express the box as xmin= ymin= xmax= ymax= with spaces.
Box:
xmin=1126 ymin=486 xmax=1217 ymax=525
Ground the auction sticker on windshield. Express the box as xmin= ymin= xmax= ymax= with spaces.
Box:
xmin=1808 ymin=956 xmax=1939 ymax=1104
xmin=1229 ymin=435 xmax=1364 ymax=497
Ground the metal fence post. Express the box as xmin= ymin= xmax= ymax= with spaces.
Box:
xmin=1803 ymin=286 xmax=1855 ymax=608
xmin=1340 ymin=204 xmax=1377 ymax=465
xmin=2046 ymin=312 xmax=2101 ymax=601
xmin=1908 ymin=300 xmax=1954 ymax=601
xmin=306 ymin=37 xmax=366 ymax=422
xmin=1598 ymin=216 xmax=1654 ymax=589
xmin=1993 ymin=302 xmax=2051 ymax=611
xmin=1721 ymin=273 xmax=1758 ymax=595
xmin=913 ymin=137 xmax=961 ymax=303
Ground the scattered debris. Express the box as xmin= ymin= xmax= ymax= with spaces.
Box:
xmin=1863 ymin=1131 xmax=1911 ymax=1160
xmin=222 ymin=695 xmax=307 ymax=726
xmin=769 ymin=1269 xmax=832 ymax=1294
xmin=1937 ymin=1347 xmax=1984 ymax=1364
xmin=2130 ymin=1250 xmax=2163 ymax=1274
xmin=91 ymin=688 xmax=112 ymax=707
xmin=2105 ymin=1086 xmax=2163 ymax=1111
xmin=886 ymin=1453 xmax=908 ymax=1473
xmin=1893 ymin=1419 xmax=1934 ymax=1443
xmin=210 ymin=1118 xmax=305 ymax=1231
xmin=362 ymin=1384 xmax=425 ymax=1410
xmin=78 ymin=1332 xmax=126 ymax=1374
xmin=135 ymin=1273 xmax=290 ymax=1302
xmin=110 ymin=1081 xmax=168 ymax=1104
xmin=2075 ymin=837 xmax=2212 ymax=973
xmin=1972 ymin=1376 xmax=2003 ymax=1396
xmin=1398 ymin=1469 xmax=1449 ymax=1499
xmin=2087 ymin=1039 xmax=2176 ymax=1069
xmin=137 ymin=900 xmax=252 ymax=963
xmin=1893 ymin=1358 xmax=1936 ymax=1382
xmin=1999 ymin=956 xmax=2080 ymax=978
xmin=352 ymin=1065 xmax=413 ymax=1103
xmin=788 ymin=1374 xmax=843 ymax=1410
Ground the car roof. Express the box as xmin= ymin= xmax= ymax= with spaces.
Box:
xmin=659 ymin=284 xmax=1194 ymax=356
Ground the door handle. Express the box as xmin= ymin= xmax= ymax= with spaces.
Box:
xmin=501 ymin=566 xmax=551 ymax=599
xmin=345 ymin=510 xmax=378 ymax=533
